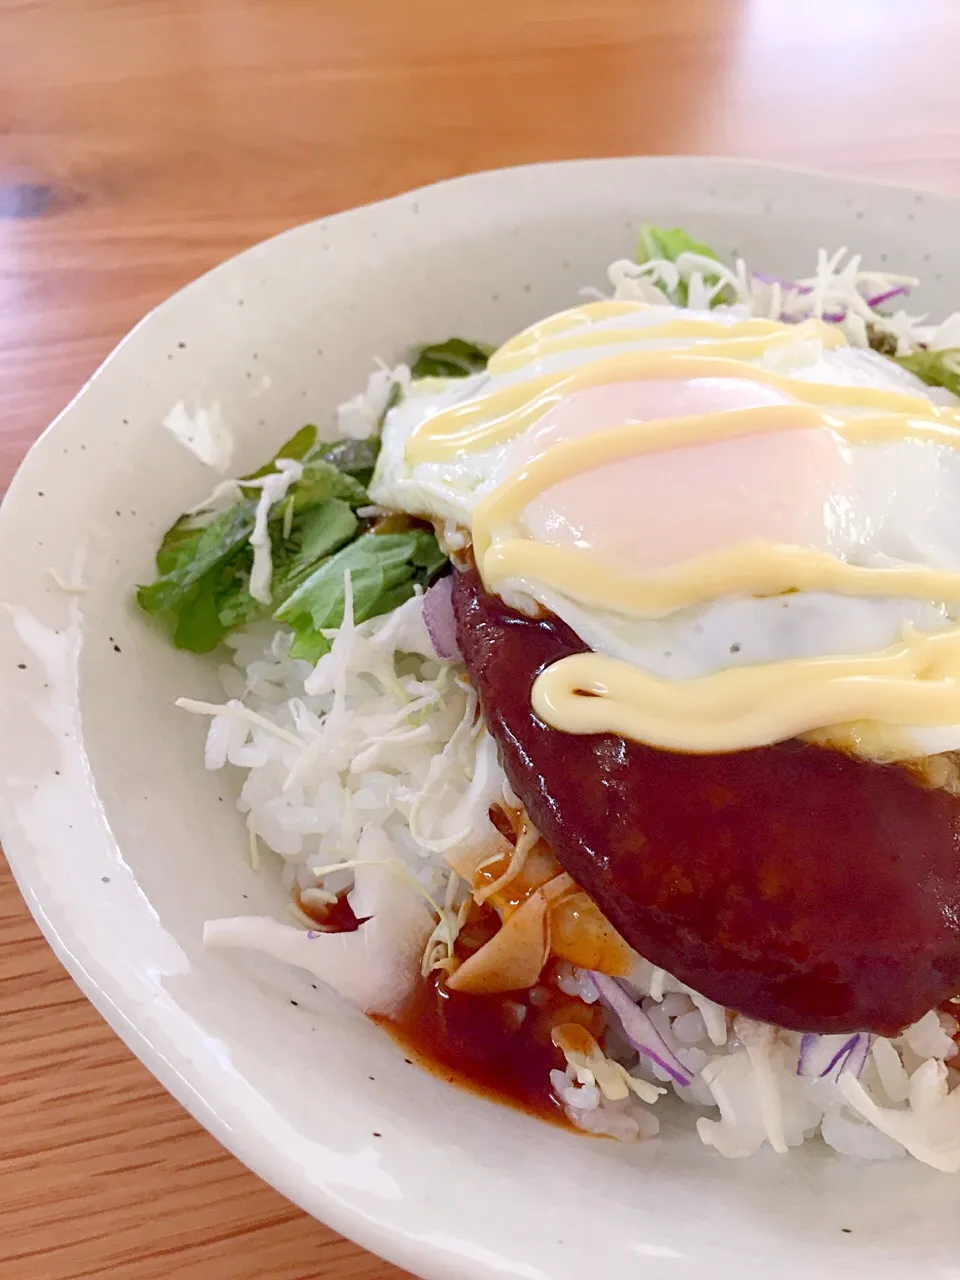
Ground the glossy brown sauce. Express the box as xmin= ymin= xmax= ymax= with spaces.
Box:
xmin=452 ymin=566 xmax=960 ymax=1036
xmin=375 ymin=967 xmax=604 ymax=1125
xmin=297 ymin=891 xmax=362 ymax=932
xmin=303 ymin=880 xmax=600 ymax=1122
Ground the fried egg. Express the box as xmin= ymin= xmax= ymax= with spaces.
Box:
xmin=370 ymin=303 xmax=960 ymax=757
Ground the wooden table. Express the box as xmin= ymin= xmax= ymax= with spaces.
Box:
xmin=2 ymin=2 xmax=960 ymax=1276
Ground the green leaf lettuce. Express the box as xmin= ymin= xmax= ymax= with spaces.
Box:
xmin=635 ymin=223 xmax=728 ymax=307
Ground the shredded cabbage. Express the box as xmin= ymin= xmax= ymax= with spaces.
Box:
xmin=607 ymin=246 xmax=960 ymax=357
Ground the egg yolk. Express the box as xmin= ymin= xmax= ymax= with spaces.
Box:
xmin=517 ymin=379 xmax=859 ymax=575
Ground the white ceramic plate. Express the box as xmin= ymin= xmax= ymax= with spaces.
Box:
xmin=4 ymin=158 xmax=960 ymax=1280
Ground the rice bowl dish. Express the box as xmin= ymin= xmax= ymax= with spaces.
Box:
xmin=133 ymin=222 xmax=960 ymax=1173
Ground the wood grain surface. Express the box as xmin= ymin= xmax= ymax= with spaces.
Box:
xmin=3 ymin=1 xmax=960 ymax=1276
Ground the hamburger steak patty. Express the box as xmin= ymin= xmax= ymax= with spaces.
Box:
xmin=452 ymin=567 xmax=960 ymax=1035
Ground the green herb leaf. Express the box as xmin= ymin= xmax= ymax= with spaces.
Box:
xmin=243 ymin=424 xmax=322 ymax=479
xmin=138 ymin=500 xmax=257 ymax=617
xmin=209 ymin=427 xmax=380 ymax=492
xmin=273 ymin=501 xmax=361 ymax=594
xmin=172 ymin=587 xmax=229 ymax=653
xmin=310 ymin=435 xmax=381 ymax=486
xmin=216 ymin=500 xmax=360 ymax=631
xmin=287 ymin=458 xmax=368 ymax=513
xmin=635 ymin=223 xmax=727 ymax=307
xmin=275 ymin=529 xmax=446 ymax=662
xmin=137 ymin=417 xmax=383 ymax=651
xmin=636 ymin=224 xmax=721 ymax=268
xmin=410 ymin=337 xmax=496 ymax=379
xmin=894 ymin=348 xmax=960 ymax=399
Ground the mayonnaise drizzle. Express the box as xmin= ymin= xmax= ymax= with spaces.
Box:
xmin=487 ymin=315 xmax=847 ymax=375
xmin=402 ymin=300 xmax=960 ymax=752
xmin=484 ymin=540 xmax=960 ymax=617
xmin=532 ymin=627 xmax=960 ymax=754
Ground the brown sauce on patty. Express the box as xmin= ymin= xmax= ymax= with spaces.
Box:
xmin=452 ymin=567 xmax=960 ymax=1036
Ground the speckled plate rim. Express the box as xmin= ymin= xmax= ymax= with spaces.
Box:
xmin=5 ymin=157 xmax=960 ymax=1280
